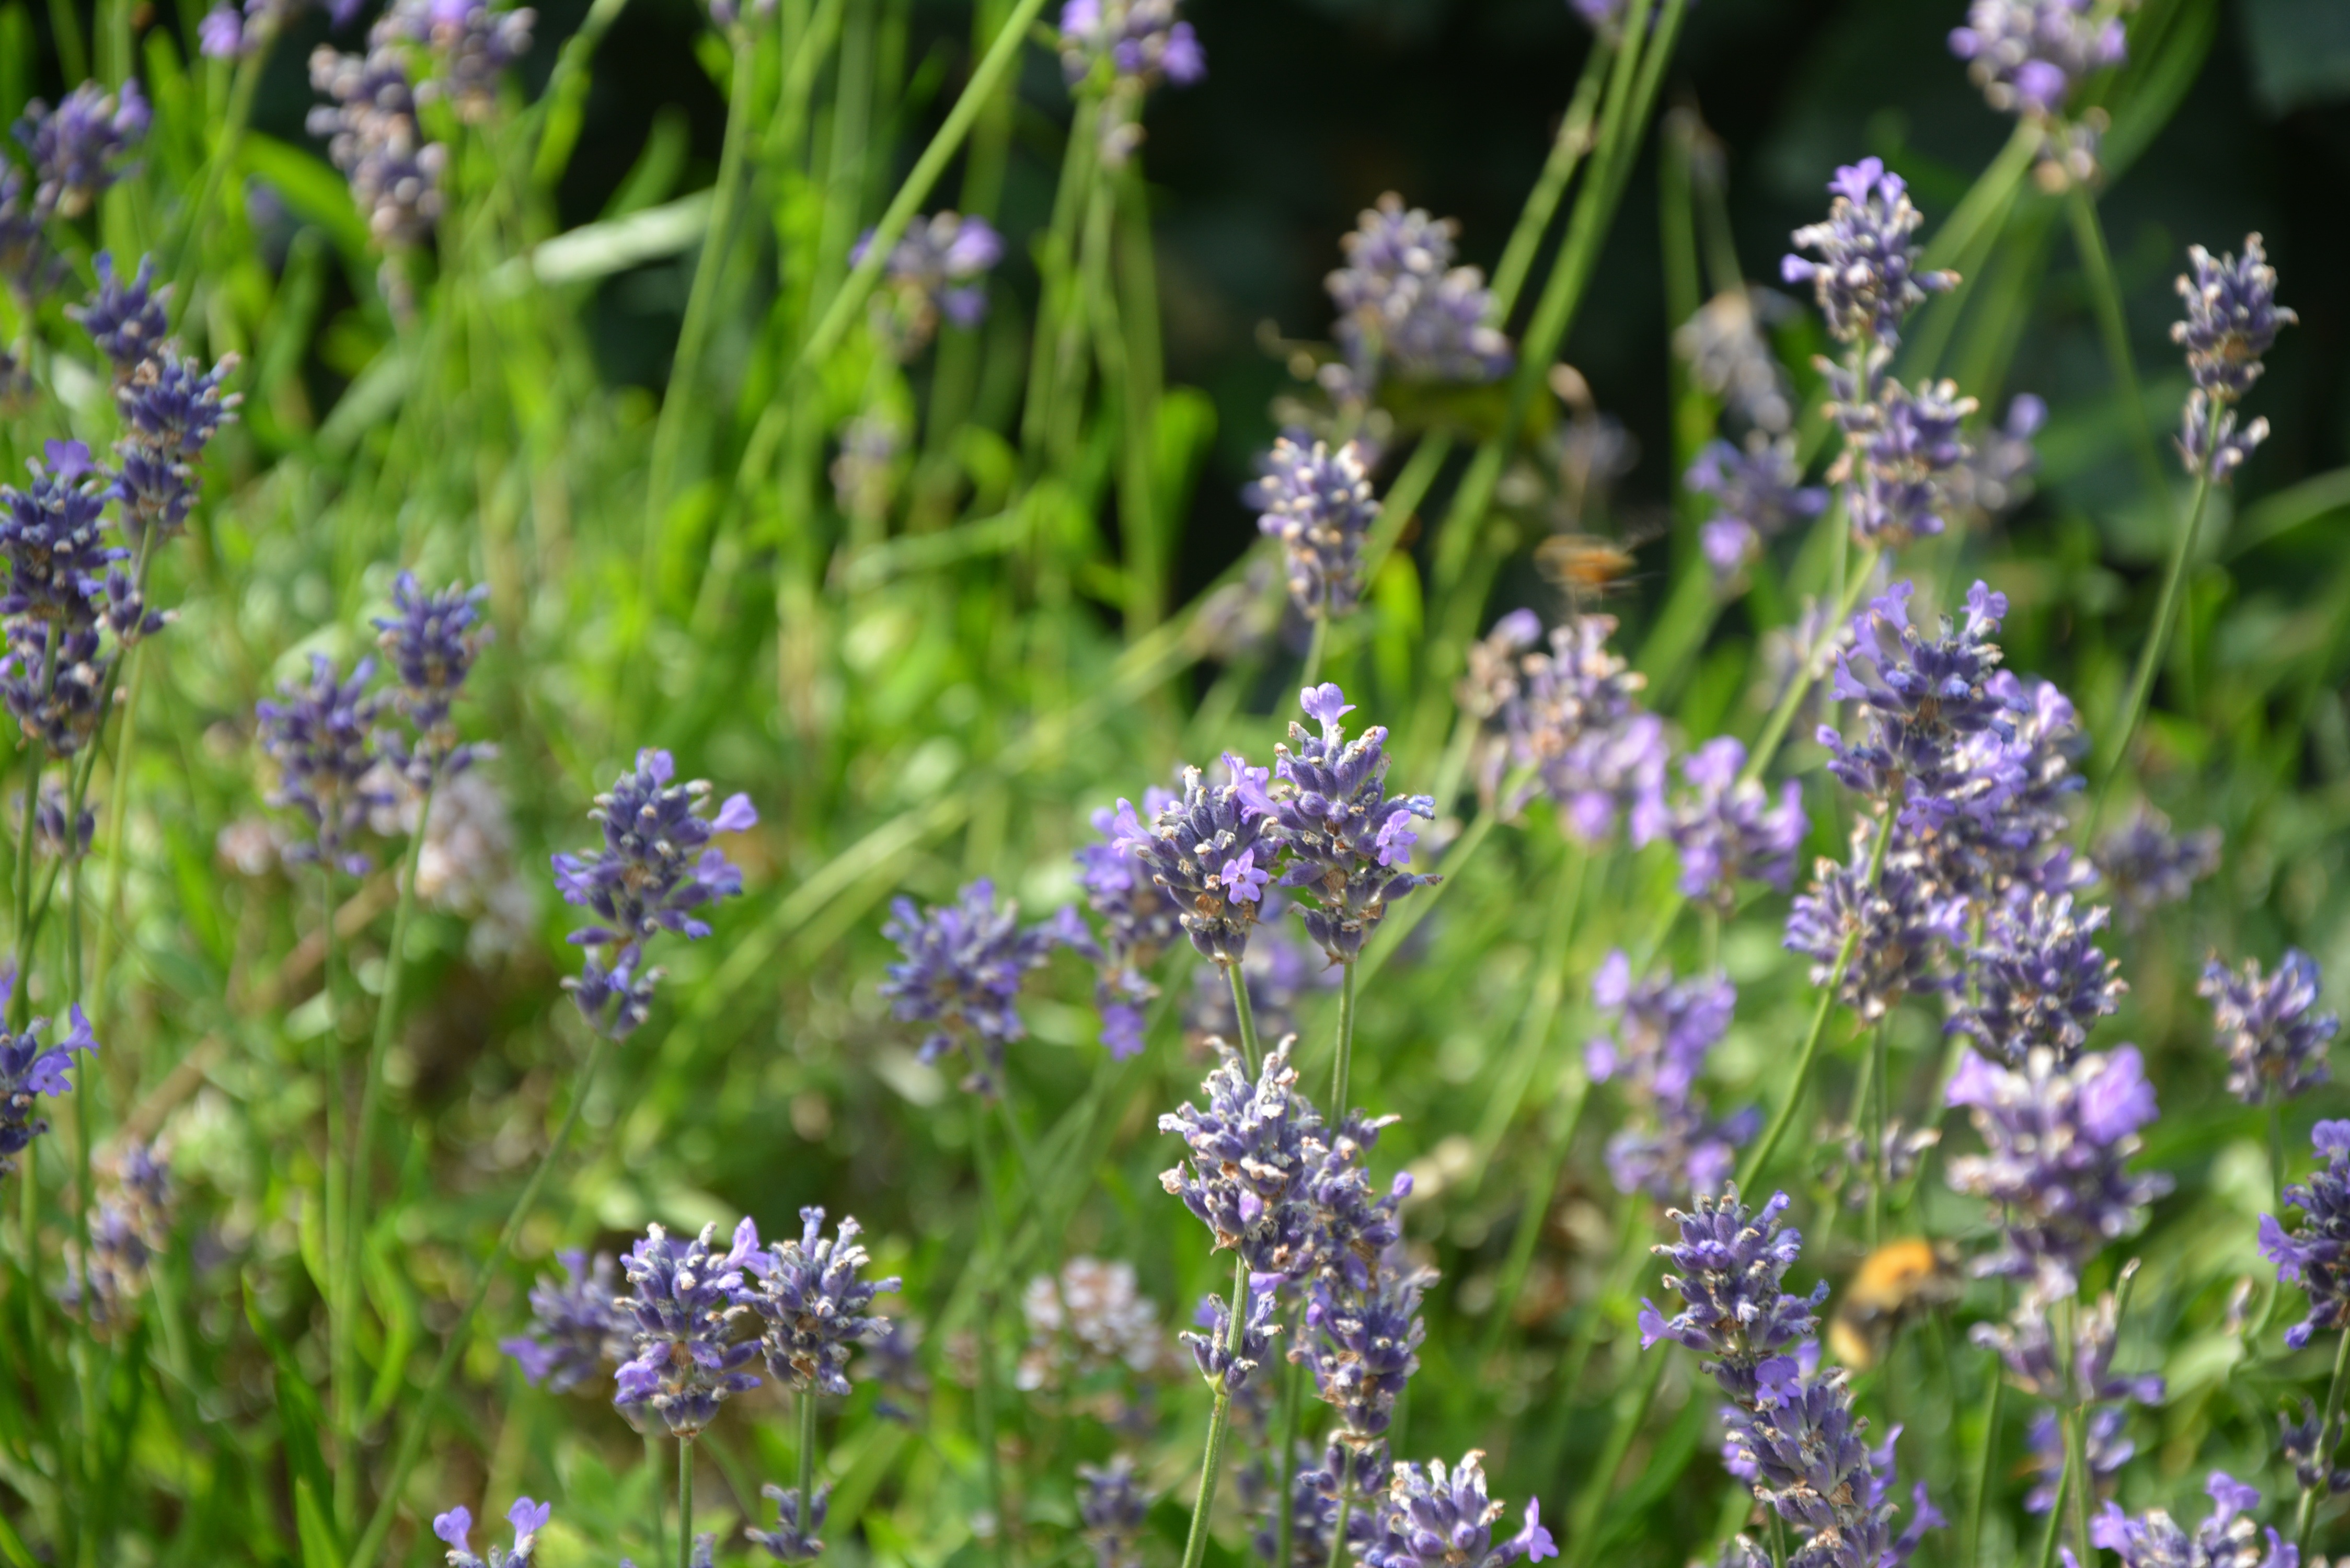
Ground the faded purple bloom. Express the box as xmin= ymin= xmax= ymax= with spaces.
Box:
xmin=14 ymin=80 xmax=148 ymax=220
xmin=1949 ymin=0 xmax=2125 ymax=119
xmin=2199 ymin=949 xmax=2337 ymax=1105
xmin=68 ymin=253 xmax=171 ymax=376
xmin=198 ymin=4 xmax=244 ymax=57
xmin=1686 ymin=436 xmax=1826 ymax=580
xmin=613 ymin=1219 xmax=764 ymax=1436
xmin=1057 ymin=0 xmax=1205 ymax=88
xmin=1950 ymin=395 xmax=2046 ymax=521
xmin=1272 ymin=685 xmax=1438 ymax=964
xmin=1361 ymin=1452 xmax=1556 ymax=1568
xmin=1251 ymin=434 xmax=1379 ymax=620
xmin=1158 ymin=1041 xmax=1319 ymax=1278
xmin=1781 ymin=159 xmax=1956 ymax=348
xmin=308 ymin=43 xmax=447 ymax=257
xmin=1327 ymin=194 xmax=1513 ymax=396
xmin=1114 ymin=756 xmax=1284 ymax=967
xmin=2261 ymin=1121 xmax=2350 ymax=1351
xmin=2084 ymin=1472 xmax=2297 ymax=1568
xmin=1973 ymin=1288 xmax=2163 ymax=1407
xmin=1820 ymin=581 xmax=2021 ymax=832
xmin=745 ymin=1207 xmax=900 ymax=1396
xmin=500 ymin=1249 xmax=630 ymax=1393
xmin=1586 ymin=952 xmax=1753 ymax=1200
xmin=1299 ymin=1257 xmax=1429 ymax=1443
xmin=1501 ymin=616 xmax=1667 ymax=843
xmin=1664 ymin=737 xmax=1807 ymax=905
xmin=1075 ymin=792 xmax=1183 ymax=1058
xmin=1948 ymin=893 xmax=2125 ymax=1066
xmin=110 ymin=349 xmax=243 ymax=547
xmin=433 ymin=1497 xmax=550 ymax=1568
xmin=1077 ymin=1457 xmax=1151 ymax=1568
xmin=2023 ymin=1405 xmax=2133 ymax=1515
xmin=748 ymin=1482 xmax=827 ymax=1562
xmin=2173 ymin=235 xmax=2294 ymax=403
xmin=1946 ymin=1045 xmax=2172 ymax=1297
xmin=58 ymin=1139 xmax=167 ymax=1332
xmin=383 ymin=0 xmax=536 ymax=122
xmin=2178 ymin=390 xmax=2269 ymax=485
xmin=1184 ymin=1273 xmax=1281 ymax=1393
xmin=1258 ymin=1442 xmax=1378 ymax=1568
xmin=881 ymin=879 xmax=1076 ymax=1095
xmin=257 ymin=654 xmax=388 ymax=876
xmin=373 ymin=574 xmax=490 ymax=785
xmin=855 ymin=212 xmax=1004 ymax=358
xmin=554 ymin=749 xmax=757 ymax=1040
xmin=1837 ymin=375 xmax=1976 ymax=547
xmin=2282 ymin=1398 xmax=2350 ymax=1497
xmin=1676 ymin=288 xmax=1798 ymax=436
xmin=1784 ymin=821 xmax=1969 ymax=1021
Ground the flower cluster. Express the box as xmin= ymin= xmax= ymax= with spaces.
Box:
xmin=59 ymin=1142 xmax=172 ymax=1332
xmin=2086 ymin=1473 xmax=2297 ymax=1568
xmin=1271 ymin=685 xmax=1438 ymax=964
xmin=1018 ymin=1255 xmax=1175 ymax=1394
xmin=745 ymin=1208 xmax=901 ymax=1396
xmin=2198 ymin=949 xmax=2337 ymax=1106
xmin=0 ymin=1000 xmax=98 ymax=1179
xmin=308 ymin=38 xmax=448 ymax=286
xmin=1784 ymin=820 xmax=1968 ymax=1021
xmin=501 ymin=1250 xmax=631 ymax=1393
xmin=1057 ymin=0 xmax=1205 ymax=90
xmin=1113 ymin=757 xmax=1284 ymax=967
xmin=2171 ymin=236 xmax=2293 ymax=482
xmin=1299 ymin=1258 xmax=1430 ymax=1444
xmin=2094 ymin=805 xmax=2219 ymax=926
xmin=1327 ymin=194 xmax=1513 ymax=397
xmin=68 ymin=253 xmax=169 ymax=375
xmin=14 ymin=80 xmax=148 ymax=221
xmin=553 ymin=748 xmax=757 ymax=1041
xmin=1945 ymin=1045 xmax=2172 ymax=1296
xmin=1781 ymin=159 xmax=1956 ymax=349
xmin=1976 ymin=1288 xmax=2163 ymax=1493
xmin=1690 ymin=434 xmax=1828 ymax=582
xmin=1638 ymin=1190 xmax=1825 ymax=1404
xmin=613 ymin=1219 xmax=765 ymax=1436
xmin=1946 ymin=893 xmax=2125 ymax=1065
xmin=1834 ymin=374 xmax=1977 ymax=547
xmin=1821 ymin=581 xmax=2020 ymax=830
xmin=1585 ymin=953 xmax=1753 ymax=1199
xmin=1949 ymin=0 xmax=2126 ymax=133
xmin=1483 ymin=614 xmax=1668 ymax=841
xmin=2261 ymin=1121 xmax=2350 ymax=1351
xmin=373 ymin=574 xmax=491 ymax=786
xmin=1675 ymin=289 xmax=1796 ymax=437
xmin=1904 ymin=671 xmax=2086 ymax=904
xmin=1250 ymin=435 xmax=1379 ymax=621
xmin=1077 ymin=1458 xmax=1152 ymax=1568
xmin=748 ymin=1481 xmax=826 ymax=1563
xmin=881 ymin=879 xmax=1079 ymax=1094
xmin=1659 ymin=737 xmax=1807 ymax=906
xmin=258 ymin=655 xmax=391 ymax=876
xmin=384 ymin=0 xmax=537 ymax=122
xmin=1074 ymin=794 xmax=1184 ymax=1057
xmin=1159 ymin=1042 xmax=1321 ymax=1277
xmin=433 ymin=1498 xmax=549 ymax=1568
xmin=856 ymin=212 xmax=1004 ymax=359
xmin=1360 ymin=1452 xmax=1556 ymax=1568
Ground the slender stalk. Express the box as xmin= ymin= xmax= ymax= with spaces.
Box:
xmin=321 ymin=864 xmax=355 ymax=1530
xmin=2064 ymin=184 xmax=2170 ymax=509
xmin=2062 ymin=1403 xmax=2094 ymax=1568
xmin=1559 ymin=1352 xmax=1668 ymax=1568
xmin=2295 ymin=1325 xmax=2350 ymax=1557
xmin=648 ymin=1433 xmax=666 ymax=1566
xmin=1224 ymin=962 xmax=1262 ymax=1075
xmin=2096 ymin=396 xmax=2222 ymax=826
xmin=1176 ymin=1256 xmax=1252 ymax=1568
xmin=2032 ymin=1449 xmax=2067 ymax=1568
xmin=2250 ymin=1105 xmax=2287 ymax=1349
xmin=1868 ymin=1019 xmax=1888 ymax=1250
xmin=1323 ymin=1496 xmax=1354 ymax=1568
xmin=166 ymin=34 xmax=275 ymax=299
xmin=1300 ymin=615 xmax=1331 ymax=696
xmin=11 ymin=635 xmax=56 ymax=1031
xmin=970 ymin=1102 xmax=1011 ymax=1568
xmin=1273 ymin=1348 xmax=1307 ymax=1568
xmin=677 ymin=1437 xmax=696 ymax=1568
xmin=1488 ymin=41 xmax=1616 ymax=313
xmin=1328 ymin=960 xmax=1357 ymax=1116
xmin=1963 ymin=1364 xmax=2005 ymax=1568
xmin=344 ymin=1029 xmax=614 ymax=1568
xmin=797 ymin=1387 xmax=820 ymax=1546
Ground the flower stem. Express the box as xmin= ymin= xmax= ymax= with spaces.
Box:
xmin=2063 ymin=184 xmax=2169 ymax=510
xmin=344 ymin=1029 xmax=613 ymax=1568
xmin=1559 ymin=1351 xmax=1668 ymax=1568
xmin=320 ymin=863 xmax=355 ymax=1530
xmin=970 ymin=1101 xmax=1011 ymax=1568
xmin=1273 ymin=1343 xmax=1306 ymax=1568
xmin=1963 ymin=1363 xmax=2004 ymax=1568
xmin=1322 ymin=1494 xmax=1353 ymax=1568
xmin=2062 ymin=1402 xmax=2094 ymax=1568
xmin=1177 ymin=1256 xmax=1251 ymax=1568
xmin=1868 ymin=1018 xmax=1888 ymax=1251
xmin=2250 ymin=1105 xmax=2287 ymax=1350
xmin=1225 ymin=961 xmax=1262 ymax=1076
xmin=2295 ymin=1324 xmax=2350 ymax=1557
xmin=2031 ymin=1433 xmax=2070 ymax=1568
xmin=677 ymin=1435 xmax=696 ymax=1568
xmin=798 ymin=1387 xmax=820 ymax=1543
xmin=1301 ymin=615 xmax=1331 ymax=696
xmin=1329 ymin=960 xmax=1357 ymax=1116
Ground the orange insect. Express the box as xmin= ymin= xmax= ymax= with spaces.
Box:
xmin=1827 ymin=1238 xmax=1961 ymax=1371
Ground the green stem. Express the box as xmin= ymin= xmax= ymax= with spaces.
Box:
xmin=2032 ymin=1433 xmax=2070 ymax=1568
xmin=971 ymin=1102 xmax=1011 ymax=1568
xmin=321 ymin=865 xmax=354 ymax=1529
xmin=2064 ymin=184 xmax=2170 ymax=510
xmin=1489 ymin=41 xmax=1616 ymax=314
xmin=1963 ymin=1362 xmax=2004 ymax=1568
xmin=2250 ymin=1104 xmax=2286 ymax=1350
xmin=2295 ymin=1325 xmax=2350 ymax=1558
xmin=1224 ymin=961 xmax=1262 ymax=1076
xmin=1322 ymin=1496 xmax=1354 ymax=1568
xmin=343 ymin=1029 xmax=614 ymax=1568
xmin=167 ymin=34 xmax=274 ymax=301
xmin=1176 ymin=1257 xmax=1251 ymax=1568
xmin=1559 ymin=1352 xmax=1668 ymax=1568
xmin=648 ymin=1433 xmax=666 ymax=1566
xmin=1868 ymin=1019 xmax=1888 ymax=1250
xmin=1328 ymin=960 xmax=1357 ymax=1116
xmin=1359 ymin=432 xmax=1455 ymax=584
xmin=797 ymin=1387 xmax=819 ymax=1546
xmin=1301 ymin=615 xmax=1331 ymax=697
xmin=2063 ymin=1401 xmax=2094 ymax=1568
xmin=1273 ymin=1347 xmax=1306 ymax=1568
xmin=11 ymin=632 xmax=55 ymax=1032
xmin=677 ymin=1437 xmax=696 ymax=1568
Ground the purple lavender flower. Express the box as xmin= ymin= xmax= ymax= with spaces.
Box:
xmin=1974 ymin=1288 xmax=2164 ymax=1407
xmin=1 ymin=621 xmax=107 ymax=759
xmin=2282 ymin=1399 xmax=2350 ymax=1497
xmin=552 ymin=748 xmax=757 ymax=1040
xmin=1158 ymin=1041 xmax=1319 ymax=1277
xmin=1639 ymin=1189 xmax=1826 ymax=1406
xmin=373 ymin=574 xmax=490 ymax=785
xmin=1361 ymin=1451 xmax=1556 ymax=1568
xmin=500 ymin=1250 xmax=630 ymax=1393
xmin=1821 ymin=580 xmax=2021 ymax=832
xmin=308 ymin=42 xmax=447 ymax=259
xmin=1271 ymin=685 xmax=1438 ymax=964
xmin=745 ymin=1207 xmax=900 ymax=1396
xmin=1586 ymin=952 xmax=1753 ymax=1198
xmin=1838 ymin=376 xmax=1976 ymax=546
xmin=1687 ymin=436 xmax=1827 ymax=580
xmin=198 ymin=5 xmax=245 ymax=57
xmin=1784 ymin=821 xmax=1968 ymax=1021
xmin=2171 ymin=236 xmax=2293 ymax=483
xmin=2023 ymin=1405 xmax=2133 ymax=1515
xmin=1299 ymin=1257 xmax=1429 ymax=1443
xmin=2199 ymin=950 xmax=2337 ymax=1105
xmin=1946 ymin=1045 xmax=2172 ymax=1296
xmin=110 ymin=349 xmax=243 ymax=547
xmin=2178 ymin=391 xmax=2269 ymax=485
xmin=2260 ymin=1121 xmax=2350 ymax=1351
xmin=855 ymin=212 xmax=1004 ymax=359
xmin=1077 ymin=1456 xmax=1151 ymax=1568
xmin=1113 ymin=756 xmax=1284 ymax=967
xmin=68 ymin=253 xmax=171 ymax=376
xmin=1251 ymin=435 xmax=1379 ymax=620
xmin=613 ymin=1219 xmax=764 ymax=1436
xmin=1948 ymin=893 xmax=2125 ymax=1066
xmin=1664 ymin=737 xmax=1807 ymax=905
xmin=433 ymin=1498 xmax=550 ymax=1568
xmin=1184 ymin=1273 xmax=1281 ymax=1393
xmin=2084 ymin=1472 xmax=2297 ymax=1568
xmin=385 ymin=0 xmax=537 ymax=122
xmin=1057 ymin=0 xmax=1205 ymax=89
xmin=1075 ymin=793 xmax=1183 ymax=1058
xmin=1299 ymin=1112 xmax=1409 ymax=1289
xmin=257 ymin=654 xmax=388 ymax=875
xmin=1905 ymin=671 xmax=2086 ymax=903
xmin=748 ymin=1482 xmax=827 ymax=1562
xmin=1258 ymin=1442 xmax=1378 ymax=1568
xmin=1949 ymin=1 xmax=2126 ymax=120
xmin=1327 ymin=194 xmax=1513 ymax=395
xmin=56 ymin=1139 xmax=167 ymax=1331
xmin=1502 ymin=616 xmax=1668 ymax=843
xmin=1781 ymin=159 xmax=1956 ymax=348
xmin=0 ymin=440 xmax=123 ymax=625
xmin=880 ymin=879 xmax=1077 ymax=1095
xmin=14 ymin=80 xmax=148 ymax=220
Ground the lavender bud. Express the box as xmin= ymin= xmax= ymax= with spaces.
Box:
xmin=1250 ymin=435 xmax=1379 ymax=620
xmin=854 ymin=212 xmax=1004 ymax=360
xmin=385 ymin=0 xmax=536 ymax=122
xmin=745 ymin=1207 xmax=901 ymax=1396
xmin=1820 ymin=580 xmax=2021 ymax=831
xmin=68 ymin=253 xmax=171 ymax=377
xmin=1299 ymin=1258 xmax=1429 ymax=1443
xmin=1949 ymin=893 xmax=2125 ymax=1066
xmin=1184 ymin=1273 xmax=1281 ymax=1393
xmin=1949 ymin=1 xmax=2126 ymax=121
xmin=1159 ymin=1040 xmax=1319 ymax=1277
xmin=2178 ymin=390 xmax=2270 ymax=485
xmin=2261 ymin=1121 xmax=2350 ymax=1351
xmin=1 ymin=440 xmax=125 ymax=626
xmin=2172 ymin=235 xmax=2294 ymax=403
xmin=257 ymin=654 xmax=389 ymax=875
xmin=1056 ymin=0 xmax=1205 ymax=90
xmin=1360 ymin=1451 xmax=1557 ymax=1568
xmin=1781 ymin=159 xmax=1956 ymax=348
xmin=432 ymin=1497 xmax=550 ymax=1568
xmin=1639 ymin=1188 xmax=1826 ymax=1405
xmin=748 ymin=1483 xmax=828 ymax=1562
xmin=2281 ymin=1399 xmax=2350 ymax=1497
xmin=14 ymin=80 xmax=147 ymax=220
xmin=1586 ymin=952 xmax=1753 ymax=1200
xmin=1271 ymin=684 xmax=1438 ymax=964
xmin=499 ymin=1249 xmax=631 ymax=1393
xmin=1784 ymin=821 xmax=1968 ymax=1021
xmin=1113 ymin=756 xmax=1284 ymax=967
xmin=1076 ymin=1457 xmax=1152 ymax=1568
xmin=880 ymin=880 xmax=1077 ymax=1096
xmin=2023 ymin=1405 xmax=2134 ymax=1515
xmin=2198 ymin=949 xmax=2338 ymax=1106
xmin=372 ymin=574 xmax=490 ymax=785
xmin=1327 ymin=194 xmax=1513 ymax=397
xmin=1501 ymin=616 xmax=1667 ymax=843
xmin=2085 ymin=1472 xmax=2296 ymax=1568
xmin=1837 ymin=373 xmax=1976 ymax=547
xmin=612 ymin=1219 xmax=764 ymax=1437
xmin=1687 ymin=435 xmax=1827 ymax=582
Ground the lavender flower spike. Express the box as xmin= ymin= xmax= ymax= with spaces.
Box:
xmin=1327 ymin=194 xmax=1514 ymax=395
xmin=1665 ymin=737 xmax=1807 ymax=906
xmin=1056 ymin=0 xmax=1206 ymax=90
xmin=880 ymin=879 xmax=1080 ymax=1096
xmin=1782 ymin=159 xmax=1956 ymax=348
xmin=2082 ymin=1472 xmax=2297 ymax=1568
xmin=15 ymin=80 xmax=148 ymax=219
xmin=373 ymin=574 xmax=491 ymax=785
xmin=433 ymin=1497 xmax=550 ymax=1568
xmin=748 ymin=1479 xmax=828 ymax=1562
xmin=1784 ymin=820 xmax=1968 ymax=1022
xmin=1077 ymin=1457 xmax=1152 ymax=1568
xmin=499 ymin=1249 xmax=630 ymax=1393
xmin=257 ymin=654 xmax=388 ymax=877
xmin=1299 ymin=1258 xmax=1429 ymax=1442
xmin=1113 ymin=756 xmax=1284 ymax=967
xmin=746 ymin=1207 xmax=901 ymax=1395
xmin=1950 ymin=1 xmax=2126 ymax=121
xmin=1273 ymin=684 xmax=1438 ymax=964
xmin=1184 ymin=1273 xmax=1281 ymax=1394
xmin=1588 ymin=953 xmax=1754 ymax=1200
xmin=2093 ymin=804 xmax=2219 ymax=927
xmin=2199 ymin=949 xmax=2339 ymax=1106
xmin=613 ymin=1219 xmax=764 ymax=1436
xmin=1361 ymin=1451 xmax=1557 ymax=1568
xmin=2261 ymin=1121 xmax=2350 ymax=1351
xmin=1 ymin=1002 xmax=99 ymax=1177
xmin=1159 ymin=1039 xmax=1319 ymax=1278
xmin=1639 ymin=1188 xmax=1826 ymax=1406
xmin=1074 ymin=794 xmax=1182 ymax=1058
xmin=2172 ymin=236 xmax=2293 ymax=482
xmin=68 ymin=253 xmax=171 ymax=376
xmin=855 ymin=212 xmax=1004 ymax=359
xmin=1688 ymin=435 xmax=1828 ymax=582
xmin=1947 ymin=893 xmax=2126 ymax=1067
xmin=1251 ymin=434 xmax=1379 ymax=620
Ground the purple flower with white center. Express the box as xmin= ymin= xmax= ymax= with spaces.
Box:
xmin=14 ymin=80 xmax=148 ymax=220
xmin=2260 ymin=1121 xmax=2350 ymax=1351
xmin=1360 ymin=1450 xmax=1557 ymax=1568
xmin=2198 ymin=949 xmax=2338 ymax=1105
xmin=1948 ymin=893 xmax=2125 ymax=1066
xmin=1327 ymin=194 xmax=1513 ymax=396
xmin=1184 ymin=1273 xmax=1281 ymax=1393
xmin=2173 ymin=235 xmax=2294 ymax=403
xmin=880 ymin=879 xmax=1077 ymax=1095
xmin=1586 ymin=952 xmax=1753 ymax=1199
xmin=1502 ymin=616 xmax=1668 ymax=842
xmin=110 ymin=350 xmax=243 ymax=548
xmin=855 ymin=212 xmax=1004 ymax=359
xmin=1821 ymin=580 xmax=2021 ymax=831
xmin=373 ymin=574 xmax=490 ymax=786
xmin=1949 ymin=0 xmax=2126 ymax=120
xmin=1946 ymin=1045 xmax=2173 ymax=1297
xmin=1687 ymin=436 xmax=1827 ymax=581
xmin=68 ymin=253 xmax=170 ymax=377
xmin=1271 ymin=685 xmax=1438 ymax=965
xmin=748 ymin=1482 xmax=827 ymax=1562
xmin=1299 ymin=1256 xmax=1429 ymax=1443
xmin=1057 ymin=0 xmax=1204 ymax=88
xmin=257 ymin=654 xmax=388 ymax=876
xmin=433 ymin=1498 xmax=550 ymax=1568
xmin=613 ymin=1219 xmax=764 ymax=1437
xmin=1784 ymin=821 xmax=1969 ymax=1021
xmin=0 ymin=1001 xmax=96 ymax=1177
xmin=2083 ymin=1472 xmax=2297 ymax=1568
xmin=2023 ymin=1405 xmax=2134 ymax=1515
xmin=1837 ymin=375 xmax=1976 ymax=547
xmin=500 ymin=1249 xmax=630 ymax=1393
xmin=1077 ymin=1456 xmax=1151 ymax=1568
xmin=1158 ymin=1040 xmax=1320 ymax=1278
xmin=1251 ymin=434 xmax=1379 ymax=620
xmin=1664 ymin=737 xmax=1807 ymax=905
xmin=431 ymin=1500 xmax=548 ymax=1568
xmin=1782 ymin=159 xmax=1957 ymax=348
xmin=0 ymin=440 xmax=123 ymax=625
xmin=1639 ymin=1189 xmax=1826 ymax=1407
xmin=1075 ymin=792 xmax=1183 ymax=1058
xmin=384 ymin=0 xmax=537 ymax=122
xmin=1300 ymin=1112 xmax=1409 ymax=1289
xmin=1113 ymin=755 xmax=1284 ymax=967
xmin=745 ymin=1207 xmax=900 ymax=1396
xmin=552 ymin=748 xmax=757 ymax=1040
